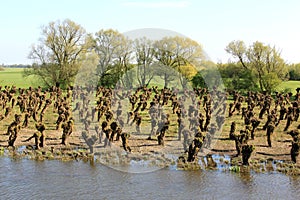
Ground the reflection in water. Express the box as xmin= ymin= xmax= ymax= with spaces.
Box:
xmin=0 ymin=157 xmax=300 ymax=199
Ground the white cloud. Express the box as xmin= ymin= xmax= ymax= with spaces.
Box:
xmin=122 ymin=0 xmax=190 ymax=8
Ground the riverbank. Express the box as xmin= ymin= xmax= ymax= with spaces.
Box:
xmin=1 ymin=127 xmax=300 ymax=176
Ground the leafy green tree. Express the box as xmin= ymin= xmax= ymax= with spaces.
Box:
xmin=26 ymin=19 xmax=91 ymax=88
xmin=191 ymin=71 xmax=207 ymax=88
xmin=133 ymin=37 xmax=155 ymax=87
xmin=218 ymin=62 xmax=259 ymax=92
xmin=116 ymin=37 xmax=134 ymax=89
xmin=94 ymin=29 xmax=122 ymax=75
xmin=153 ymin=36 xmax=204 ymax=88
xmin=288 ymin=63 xmax=300 ymax=80
xmin=261 ymin=72 xmax=282 ymax=93
xmin=198 ymin=60 xmax=217 ymax=70
xmin=74 ymin=51 xmax=99 ymax=87
xmin=94 ymin=29 xmax=133 ymax=88
xmin=192 ymin=68 xmax=223 ymax=89
xmin=225 ymin=40 xmax=288 ymax=93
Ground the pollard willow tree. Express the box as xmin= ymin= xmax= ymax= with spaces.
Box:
xmin=27 ymin=19 xmax=92 ymax=88
xmin=225 ymin=40 xmax=288 ymax=93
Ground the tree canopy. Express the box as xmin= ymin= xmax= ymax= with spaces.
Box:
xmin=225 ymin=40 xmax=288 ymax=93
xmin=153 ymin=36 xmax=204 ymax=88
xmin=26 ymin=19 xmax=92 ymax=88
xmin=24 ymin=19 xmax=297 ymax=92
xmin=134 ymin=37 xmax=156 ymax=87
xmin=288 ymin=63 xmax=300 ymax=80
xmin=92 ymin=33 xmax=204 ymax=89
xmin=218 ymin=62 xmax=259 ymax=93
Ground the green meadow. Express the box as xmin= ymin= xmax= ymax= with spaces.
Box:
xmin=0 ymin=67 xmax=299 ymax=93
xmin=276 ymin=80 xmax=300 ymax=94
xmin=0 ymin=68 xmax=39 ymax=88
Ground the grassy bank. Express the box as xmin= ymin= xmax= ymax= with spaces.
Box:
xmin=1 ymin=67 xmax=299 ymax=93
xmin=276 ymin=80 xmax=300 ymax=94
xmin=0 ymin=68 xmax=39 ymax=88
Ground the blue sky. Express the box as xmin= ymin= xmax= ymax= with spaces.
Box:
xmin=1 ymin=0 xmax=300 ymax=64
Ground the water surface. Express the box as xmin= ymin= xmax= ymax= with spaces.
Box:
xmin=0 ymin=157 xmax=299 ymax=199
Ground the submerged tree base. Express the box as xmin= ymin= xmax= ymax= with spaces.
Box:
xmin=3 ymin=144 xmax=300 ymax=176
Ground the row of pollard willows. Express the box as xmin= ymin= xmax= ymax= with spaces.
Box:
xmin=228 ymin=89 xmax=300 ymax=164
xmin=1 ymin=84 xmax=300 ymax=166
xmin=1 ymin=85 xmax=73 ymax=149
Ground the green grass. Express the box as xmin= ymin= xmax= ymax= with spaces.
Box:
xmin=0 ymin=67 xmax=299 ymax=93
xmin=0 ymin=68 xmax=39 ymax=88
xmin=276 ymin=80 xmax=300 ymax=94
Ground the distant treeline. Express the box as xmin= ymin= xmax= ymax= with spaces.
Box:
xmin=0 ymin=64 xmax=31 ymax=68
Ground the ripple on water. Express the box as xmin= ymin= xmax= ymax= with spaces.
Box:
xmin=1 ymin=157 xmax=300 ymax=199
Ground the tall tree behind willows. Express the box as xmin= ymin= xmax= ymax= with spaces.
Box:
xmin=218 ymin=62 xmax=259 ymax=92
xmin=133 ymin=37 xmax=155 ymax=87
xmin=93 ymin=29 xmax=134 ymax=88
xmin=26 ymin=19 xmax=91 ymax=89
xmin=94 ymin=29 xmax=123 ymax=78
xmin=288 ymin=63 xmax=300 ymax=80
xmin=153 ymin=36 xmax=204 ymax=88
xmin=225 ymin=40 xmax=288 ymax=93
